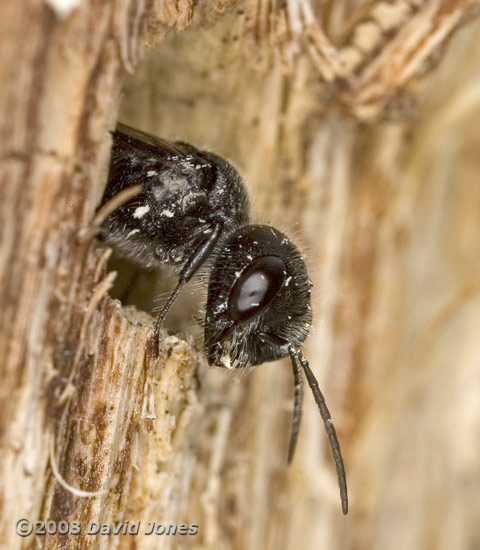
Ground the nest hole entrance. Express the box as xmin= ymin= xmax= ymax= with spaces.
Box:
xmin=105 ymin=251 xmax=204 ymax=335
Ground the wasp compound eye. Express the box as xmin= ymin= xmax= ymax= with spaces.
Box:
xmin=228 ymin=256 xmax=286 ymax=322
xmin=99 ymin=123 xmax=348 ymax=514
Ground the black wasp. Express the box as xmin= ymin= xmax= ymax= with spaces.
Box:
xmin=99 ymin=123 xmax=348 ymax=514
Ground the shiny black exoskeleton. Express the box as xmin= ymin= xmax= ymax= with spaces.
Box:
xmin=99 ymin=123 xmax=348 ymax=514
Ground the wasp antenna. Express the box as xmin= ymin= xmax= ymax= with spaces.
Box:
xmin=290 ymin=348 xmax=349 ymax=515
xmin=288 ymin=355 xmax=303 ymax=463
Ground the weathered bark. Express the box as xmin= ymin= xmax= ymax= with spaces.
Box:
xmin=1 ymin=1 xmax=480 ymax=550
xmin=0 ymin=2 xmax=199 ymax=549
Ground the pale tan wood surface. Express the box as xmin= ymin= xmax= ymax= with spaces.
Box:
xmin=1 ymin=1 xmax=480 ymax=549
